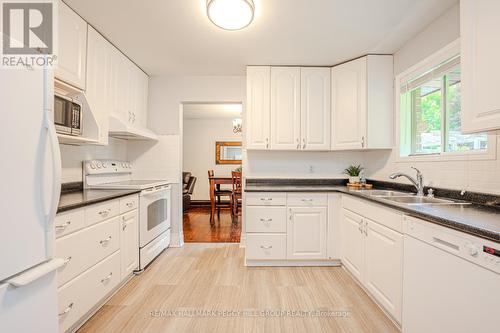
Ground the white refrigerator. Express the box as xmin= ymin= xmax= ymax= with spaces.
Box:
xmin=0 ymin=65 xmax=63 ymax=332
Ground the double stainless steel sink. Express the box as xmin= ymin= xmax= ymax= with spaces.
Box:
xmin=353 ymin=189 xmax=470 ymax=206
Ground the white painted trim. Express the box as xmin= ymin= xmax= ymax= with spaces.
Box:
xmin=245 ymin=259 xmax=341 ymax=267
xmin=394 ymin=39 xmax=497 ymax=163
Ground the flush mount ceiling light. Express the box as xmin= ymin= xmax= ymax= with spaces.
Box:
xmin=207 ymin=0 xmax=255 ymax=31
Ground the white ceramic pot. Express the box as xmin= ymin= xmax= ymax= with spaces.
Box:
xmin=349 ymin=176 xmax=360 ymax=184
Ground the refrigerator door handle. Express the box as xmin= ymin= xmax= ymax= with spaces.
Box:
xmin=43 ymin=107 xmax=62 ymax=258
xmin=4 ymin=258 xmax=66 ymax=287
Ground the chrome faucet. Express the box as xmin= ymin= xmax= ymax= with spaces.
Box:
xmin=389 ymin=167 xmax=424 ymax=197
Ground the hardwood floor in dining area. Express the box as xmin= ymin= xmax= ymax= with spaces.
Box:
xmin=77 ymin=244 xmax=399 ymax=333
xmin=183 ymin=206 xmax=241 ymax=243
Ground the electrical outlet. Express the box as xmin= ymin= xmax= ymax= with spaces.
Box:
xmin=309 ymin=165 xmax=314 ymax=173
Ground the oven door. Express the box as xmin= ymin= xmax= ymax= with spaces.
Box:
xmin=139 ymin=185 xmax=171 ymax=247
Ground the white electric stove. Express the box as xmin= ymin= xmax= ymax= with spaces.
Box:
xmin=83 ymin=160 xmax=171 ymax=271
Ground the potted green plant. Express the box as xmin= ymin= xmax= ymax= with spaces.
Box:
xmin=344 ymin=164 xmax=364 ymax=184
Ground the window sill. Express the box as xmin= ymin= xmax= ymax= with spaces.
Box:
xmin=396 ymin=149 xmax=496 ymax=163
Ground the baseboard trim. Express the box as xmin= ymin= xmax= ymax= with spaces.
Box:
xmin=245 ymin=259 xmax=341 ymax=267
xmin=190 ymin=200 xmax=233 ymax=207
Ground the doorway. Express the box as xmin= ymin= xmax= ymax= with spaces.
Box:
xmin=181 ymin=102 xmax=243 ymax=242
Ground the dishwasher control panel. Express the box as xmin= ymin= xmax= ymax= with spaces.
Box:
xmin=404 ymin=215 xmax=500 ymax=275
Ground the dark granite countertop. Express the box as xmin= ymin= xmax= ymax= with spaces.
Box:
xmin=245 ymin=180 xmax=500 ymax=243
xmin=58 ymin=189 xmax=141 ymax=213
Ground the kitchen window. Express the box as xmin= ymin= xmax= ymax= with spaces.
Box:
xmin=399 ymin=52 xmax=493 ymax=159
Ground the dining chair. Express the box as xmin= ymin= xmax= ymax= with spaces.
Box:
xmin=231 ymin=171 xmax=242 ymax=219
xmin=208 ymin=170 xmax=232 ymax=220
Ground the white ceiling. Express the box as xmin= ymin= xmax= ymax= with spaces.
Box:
xmin=65 ymin=0 xmax=458 ymax=76
xmin=183 ymin=103 xmax=242 ymax=119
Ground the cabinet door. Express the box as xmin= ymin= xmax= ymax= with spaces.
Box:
xmin=56 ymin=1 xmax=87 ymax=89
xmin=246 ymin=66 xmax=271 ymax=149
xmin=364 ymin=219 xmax=403 ymax=323
xmin=340 ymin=209 xmax=365 ymax=281
xmin=138 ymin=71 xmax=149 ymax=128
xmin=287 ymin=207 xmax=327 ymax=260
xmin=461 ymin=0 xmax=500 ymax=133
xmin=120 ymin=210 xmax=139 ymax=279
xmin=111 ymin=49 xmax=130 ymax=122
xmin=270 ymin=67 xmax=301 ymax=150
xmin=331 ymin=57 xmax=367 ymax=150
xmin=86 ymin=27 xmax=112 ymax=145
xmin=300 ymin=68 xmax=331 ymax=150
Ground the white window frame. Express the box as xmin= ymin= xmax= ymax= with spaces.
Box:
xmin=395 ymin=39 xmax=497 ymax=163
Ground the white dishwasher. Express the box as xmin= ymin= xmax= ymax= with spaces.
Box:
xmin=402 ymin=216 xmax=500 ymax=333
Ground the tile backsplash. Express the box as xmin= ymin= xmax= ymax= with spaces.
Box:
xmin=60 ymin=137 xmax=127 ymax=183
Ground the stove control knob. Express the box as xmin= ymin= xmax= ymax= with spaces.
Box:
xmin=465 ymin=242 xmax=478 ymax=257
xmin=90 ymin=163 xmax=96 ymax=169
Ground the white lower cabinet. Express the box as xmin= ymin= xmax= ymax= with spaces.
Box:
xmin=56 ymin=216 xmax=120 ymax=286
xmin=364 ymin=218 xmax=403 ymax=323
xmin=341 ymin=198 xmax=403 ymax=324
xmin=245 ymin=192 xmax=334 ymax=263
xmin=246 ymin=234 xmax=287 ymax=260
xmin=58 ymin=251 xmax=121 ymax=333
xmin=55 ymin=194 xmax=139 ymax=332
xmin=120 ymin=210 xmax=139 ymax=278
xmin=340 ymin=209 xmax=365 ymax=281
xmin=287 ymin=206 xmax=327 ymax=260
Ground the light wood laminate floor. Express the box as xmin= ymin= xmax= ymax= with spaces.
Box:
xmin=78 ymin=244 xmax=398 ymax=333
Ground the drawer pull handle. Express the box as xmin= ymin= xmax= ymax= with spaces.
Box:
xmin=260 ymin=218 xmax=272 ymax=223
xmin=101 ymin=272 xmax=113 ymax=283
xmin=100 ymin=236 xmax=112 ymax=245
xmin=260 ymin=198 xmax=273 ymax=201
xmin=122 ymin=222 xmax=127 ymax=231
xmin=58 ymin=302 xmax=74 ymax=316
xmin=301 ymin=198 xmax=314 ymax=202
xmin=126 ymin=202 xmax=134 ymax=208
xmin=98 ymin=209 xmax=111 ymax=217
xmin=260 ymin=245 xmax=273 ymax=250
xmin=55 ymin=221 xmax=71 ymax=230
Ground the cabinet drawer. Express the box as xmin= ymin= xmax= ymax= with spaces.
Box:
xmin=246 ymin=192 xmax=286 ymax=206
xmin=120 ymin=195 xmax=138 ymax=214
xmin=287 ymin=193 xmax=328 ymax=207
xmin=56 ymin=217 xmax=120 ymax=287
xmin=246 ymin=206 xmax=287 ymax=233
xmin=55 ymin=209 xmax=85 ymax=238
xmin=85 ymin=200 xmax=120 ymax=226
xmin=246 ymin=234 xmax=286 ymax=260
xmin=342 ymin=195 xmax=402 ymax=232
xmin=58 ymin=251 xmax=121 ymax=333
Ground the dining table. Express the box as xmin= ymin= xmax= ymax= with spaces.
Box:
xmin=208 ymin=175 xmax=233 ymax=219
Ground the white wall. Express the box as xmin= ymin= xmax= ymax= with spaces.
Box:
xmin=368 ymin=3 xmax=500 ymax=195
xmin=245 ymin=150 xmax=366 ymax=179
xmin=148 ymin=76 xmax=246 ymax=135
xmin=183 ymin=118 xmax=242 ymax=201
xmin=144 ymin=75 xmax=246 ymax=246
xmin=60 ymin=138 xmax=127 ymax=183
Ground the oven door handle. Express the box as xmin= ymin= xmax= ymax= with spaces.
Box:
xmin=141 ymin=185 xmax=170 ymax=196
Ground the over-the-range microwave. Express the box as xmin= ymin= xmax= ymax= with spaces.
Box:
xmin=54 ymin=93 xmax=82 ymax=136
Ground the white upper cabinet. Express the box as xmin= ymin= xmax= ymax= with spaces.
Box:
xmin=86 ymin=27 xmax=113 ymax=145
xmin=56 ymin=1 xmax=87 ymax=89
xmin=331 ymin=55 xmax=393 ymax=150
xmin=270 ymin=67 xmax=301 ymax=150
xmin=246 ymin=66 xmax=271 ymax=149
xmin=300 ymin=67 xmax=331 ymax=150
xmin=287 ymin=206 xmax=327 ymax=260
xmin=460 ymin=0 xmax=500 ymax=132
